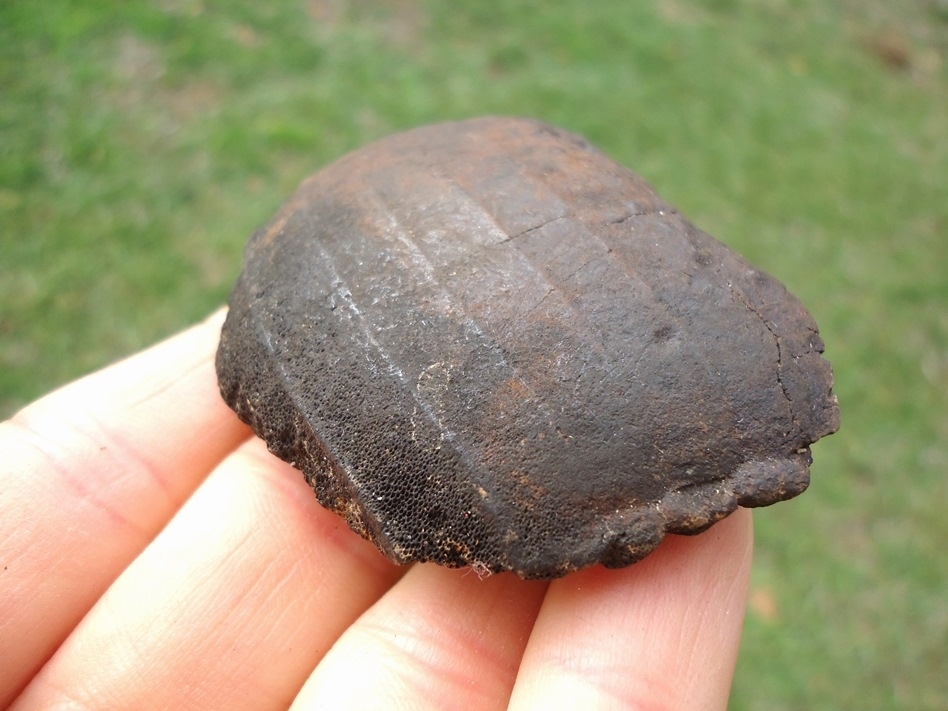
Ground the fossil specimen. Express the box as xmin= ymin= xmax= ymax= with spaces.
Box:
xmin=216 ymin=117 xmax=840 ymax=579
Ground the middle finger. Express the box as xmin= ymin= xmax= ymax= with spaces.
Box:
xmin=291 ymin=561 xmax=548 ymax=710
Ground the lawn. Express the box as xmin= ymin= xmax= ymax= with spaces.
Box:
xmin=2 ymin=0 xmax=946 ymax=707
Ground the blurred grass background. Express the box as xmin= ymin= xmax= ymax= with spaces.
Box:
xmin=2 ymin=0 xmax=946 ymax=707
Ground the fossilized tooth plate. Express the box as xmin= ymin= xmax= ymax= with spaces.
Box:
xmin=216 ymin=117 xmax=840 ymax=579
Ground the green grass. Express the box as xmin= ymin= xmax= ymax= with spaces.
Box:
xmin=2 ymin=0 xmax=946 ymax=707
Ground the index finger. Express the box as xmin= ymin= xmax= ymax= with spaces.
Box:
xmin=0 ymin=310 xmax=249 ymax=706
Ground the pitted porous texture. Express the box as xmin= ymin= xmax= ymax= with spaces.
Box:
xmin=216 ymin=117 xmax=840 ymax=579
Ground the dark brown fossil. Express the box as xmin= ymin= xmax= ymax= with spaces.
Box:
xmin=216 ymin=117 xmax=839 ymax=579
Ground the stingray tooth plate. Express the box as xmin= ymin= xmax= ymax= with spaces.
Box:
xmin=216 ymin=116 xmax=840 ymax=579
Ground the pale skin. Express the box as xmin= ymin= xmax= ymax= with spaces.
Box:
xmin=0 ymin=310 xmax=752 ymax=710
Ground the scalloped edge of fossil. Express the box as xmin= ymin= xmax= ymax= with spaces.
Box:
xmin=220 ymin=327 xmax=810 ymax=579
xmin=466 ymin=455 xmax=810 ymax=579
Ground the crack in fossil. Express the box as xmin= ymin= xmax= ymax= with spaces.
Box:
xmin=727 ymin=282 xmax=798 ymax=439
xmin=605 ymin=207 xmax=679 ymax=226
xmin=499 ymin=215 xmax=566 ymax=243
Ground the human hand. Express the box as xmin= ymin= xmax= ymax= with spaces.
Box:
xmin=1 ymin=310 xmax=752 ymax=710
